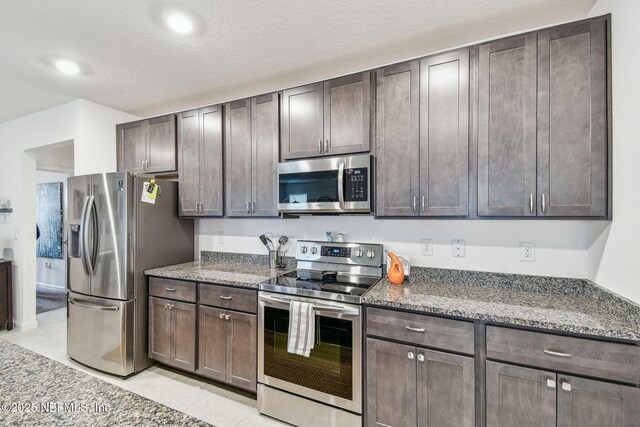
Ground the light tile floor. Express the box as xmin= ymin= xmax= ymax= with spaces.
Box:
xmin=0 ymin=308 xmax=286 ymax=427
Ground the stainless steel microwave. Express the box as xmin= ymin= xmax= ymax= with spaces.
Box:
xmin=277 ymin=154 xmax=371 ymax=214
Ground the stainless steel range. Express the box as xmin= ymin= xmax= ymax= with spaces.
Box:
xmin=257 ymin=240 xmax=383 ymax=427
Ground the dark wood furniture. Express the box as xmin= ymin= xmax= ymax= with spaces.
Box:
xmin=0 ymin=260 xmax=12 ymax=330
xmin=177 ymin=105 xmax=224 ymax=217
xmin=116 ymin=114 xmax=177 ymax=174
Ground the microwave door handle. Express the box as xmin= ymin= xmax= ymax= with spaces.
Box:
xmin=337 ymin=162 xmax=345 ymax=210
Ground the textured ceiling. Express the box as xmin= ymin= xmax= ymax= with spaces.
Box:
xmin=0 ymin=0 xmax=597 ymax=123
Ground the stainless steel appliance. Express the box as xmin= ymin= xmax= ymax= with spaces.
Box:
xmin=277 ymin=154 xmax=371 ymax=214
xmin=258 ymin=240 xmax=383 ymax=426
xmin=66 ymin=172 xmax=194 ymax=377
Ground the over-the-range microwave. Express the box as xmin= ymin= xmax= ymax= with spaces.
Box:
xmin=277 ymin=154 xmax=371 ymax=214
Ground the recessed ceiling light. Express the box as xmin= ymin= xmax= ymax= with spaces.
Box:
xmin=163 ymin=12 xmax=193 ymax=34
xmin=55 ymin=59 xmax=80 ymax=75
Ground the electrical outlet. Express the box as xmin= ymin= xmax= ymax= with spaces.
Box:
xmin=217 ymin=231 xmax=224 ymax=244
xmin=14 ymin=230 xmax=19 ymax=241
xmin=452 ymin=239 xmax=465 ymax=257
xmin=520 ymin=242 xmax=535 ymax=262
xmin=421 ymin=239 xmax=433 ymax=256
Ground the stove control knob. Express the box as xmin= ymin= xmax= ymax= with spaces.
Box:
xmin=310 ymin=247 xmax=318 ymax=254
xmin=301 ymin=246 xmax=308 ymax=254
xmin=366 ymin=250 xmax=375 ymax=259
xmin=355 ymin=248 xmax=364 ymax=258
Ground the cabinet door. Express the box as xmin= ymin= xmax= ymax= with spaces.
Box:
xmin=537 ymin=18 xmax=607 ymax=217
xmin=170 ymin=300 xmax=196 ymax=372
xmin=226 ymin=311 xmax=257 ymax=392
xmin=416 ymin=348 xmax=474 ymax=427
xmin=557 ymin=375 xmax=640 ymax=427
xmin=486 ymin=361 xmax=556 ymax=427
xmin=375 ymin=61 xmax=420 ymax=217
xmin=116 ymin=120 xmax=146 ymax=173
xmin=366 ymin=338 xmax=417 ymax=427
xmin=225 ymin=99 xmax=253 ymax=217
xmin=478 ymin=35 xmax=537 ymax=216
xmin=419 ymin=49 xmax=469 ymax=216
xmin=177 ymin=109 xmax=201 ymax=216
xmin=324 ymin=72 xmax=371 ymax=156
xmin=252 ymin=93 xmax=280 ymax=217
xmin=148 ymin=296 xmax=171 ymax=365
xmin=281 ymin=83 xmax=324 ymax=160
xmin=197 ymin=305 xmax=227 ymax=382
xmin=201 ymin=105 xmax=224 ymax=216
xmin=146 ymin=114 xmax=177 ymax=173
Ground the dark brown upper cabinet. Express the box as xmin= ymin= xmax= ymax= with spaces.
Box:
xmin=478 ymin=16 xmax=608 ymax=218
xmin=117 ymin=114 xmax=177 ymax=174
xmin=225 ymin=93 xmax=279 ymax=217
xmin=177 ymin=105 xmax=224 ymax=217
xmin=281 ymin=72 xmax=371 ymax=160
xmin=376 ymin=49 xmax=470 ymax=217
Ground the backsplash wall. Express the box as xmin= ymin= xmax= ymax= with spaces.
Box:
xmin=197 ymin=217 xmax=610 ymax=279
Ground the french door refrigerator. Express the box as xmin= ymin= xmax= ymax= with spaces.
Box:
xmin=66 ymin=172 xmax=194 ymax=377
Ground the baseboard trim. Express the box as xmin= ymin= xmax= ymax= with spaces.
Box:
xmin=36 ymin=282 xmax=66 ymax=290
xmin=13 ymin=320 xmax=39 ymax=331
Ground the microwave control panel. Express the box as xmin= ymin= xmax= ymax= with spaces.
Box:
xmin=345 ymin=168 xmax=368 ymax=202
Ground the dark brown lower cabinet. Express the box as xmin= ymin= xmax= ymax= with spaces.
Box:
xmin=197 ymin=305 xmax=257 ymax=392
xmin=366 ymin=338 xmax=475 ymax=427
xmin=148 ymin=296 xmax=196 ymax=372
xmin=0 ymin=261 xmax=12 ymax=330
xmin=487 ymin=361 xmax=640 ymax=427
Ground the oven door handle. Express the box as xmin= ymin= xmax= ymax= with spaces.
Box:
xmin=259 ymin=294 xmax=359 ymax=316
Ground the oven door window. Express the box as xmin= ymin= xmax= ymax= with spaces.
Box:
xmin=263 ymin=306 xmax=353 ymax=400
xmin=279 ymin=170 xmax=339 ymax=204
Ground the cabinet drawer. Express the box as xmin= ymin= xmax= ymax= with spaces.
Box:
xmin=149 ymin=277 xmax=196 ymax=303
xmin=199 ymin=283 xmax=257 ymax=314
xmin=366 ymin=307 xmax=475 ymax=355
xmin=487 ymin=326 xmax=640 ymax=384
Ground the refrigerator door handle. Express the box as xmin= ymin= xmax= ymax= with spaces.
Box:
xmin=88 ymin=196 xmax=99 ymax=275
xmin=80 ymin=196 xmax=92 ymax=275
xmin=69 ymin=297 xmax=120 ymax=312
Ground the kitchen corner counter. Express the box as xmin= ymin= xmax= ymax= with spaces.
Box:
xmin=145 ymin=252 xmax=295 ymax=289
xmin=363 ymin=268 xmax=640 ymax=343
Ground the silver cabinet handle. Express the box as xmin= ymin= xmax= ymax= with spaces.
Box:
xmin=407 ymin=351 xmax=414 ymax=360
xmin=165 ymin=287 xmax=175 ymax=292
xmin=141 ymin=160 xmax=146 ymax=170
xmin=561 ymin=382 xmax=572 ymax=391
xmin=412 ymin=196 xmax=417 ymax=213
xmin=405 ymin=326 xmax=426 ymax=333
xmin=69 ymin=297 xmax=119 ymax=312
xmin=417 ymin=354 xmax=425 ymax=362
xmin=543 ymin=349 xmax=571 ymax=358
xmin=529 ymin=194 xmax=534 ymax=213
xmin=164 ymin=303 xmax=175 ymax=310
xmin=219 ymin=313 xmax=225 ymax=319
xmin=224 ymin=314 xmax=231 ymax=320
xmin=252 ymin=201 xmax=256 ymax=214
xmin=318 ymin=139 xmax=322 ymax=153
xmin=421 ymin=196 xmax=425 ymax=214
xmin=324 ymin=139 xmax=329 ymax=153
xmin=542 ymin=193 xmax=546 ymax=213
xmin=247 ymin=201 xmax=251 ymax=213
xmin=220 ymin=295 xmax=232 ymax=300
xmin=546 ymin=378 xmax=556 ymax=388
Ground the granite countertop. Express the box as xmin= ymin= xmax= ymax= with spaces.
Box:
xmin=363 ymin=268 xmax=640 ymax=342
xmin=145 ymin=251 xmax=295 ymax=289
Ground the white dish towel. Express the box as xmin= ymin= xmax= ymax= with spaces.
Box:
xmin=287 ymin=301 xmax=315 ymax=357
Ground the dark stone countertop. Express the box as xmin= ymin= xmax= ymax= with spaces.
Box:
xmin=144 ymin=251 xmax=295 ymax=289
xmin=362 ymin=267 xmax=640 ymax=342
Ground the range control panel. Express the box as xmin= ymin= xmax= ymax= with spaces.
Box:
xmin=296 ymin=240 xmax=383 ymax=267
xmin=345 ymin=168 xmax=368 ymax=202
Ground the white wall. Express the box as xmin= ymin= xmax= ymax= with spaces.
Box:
xmin=35 ymin=170 xmax=71 ymax=289
xmin=0 ymin=99 xmax=139 ymax=329
xmin=585 ymin=0 xmax=640 ymax=303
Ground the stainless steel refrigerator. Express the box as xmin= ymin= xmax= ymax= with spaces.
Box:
xmin=66 ymin=172 xmax=194 ymax=377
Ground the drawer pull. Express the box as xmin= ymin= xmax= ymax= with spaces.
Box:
xmin=224 ymin=314 xmax=231 ymax=320
xmin=407 ymin=351 xmax=414 ymax=360
xmin=220 ymin=295 xmax=233 ymax=300
xmin=165 ymin=287 xmax=176 ymax=292
xmin=561 ymin=381 xmax=572 ymax=391
xmin=219 ymin=313 xmax=225 ymax=319
xmin=405 ymin=326 xmax=426 ymax=333
xmin=546 ymin=379 xmax=556 ymax=388
xmin=543 ymin=349 xmax=571 ymax=358
xmin=164 ymin=303 xmax=175 ymax=310
xmin=417 ymin=354 xmax=425 ymax=362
